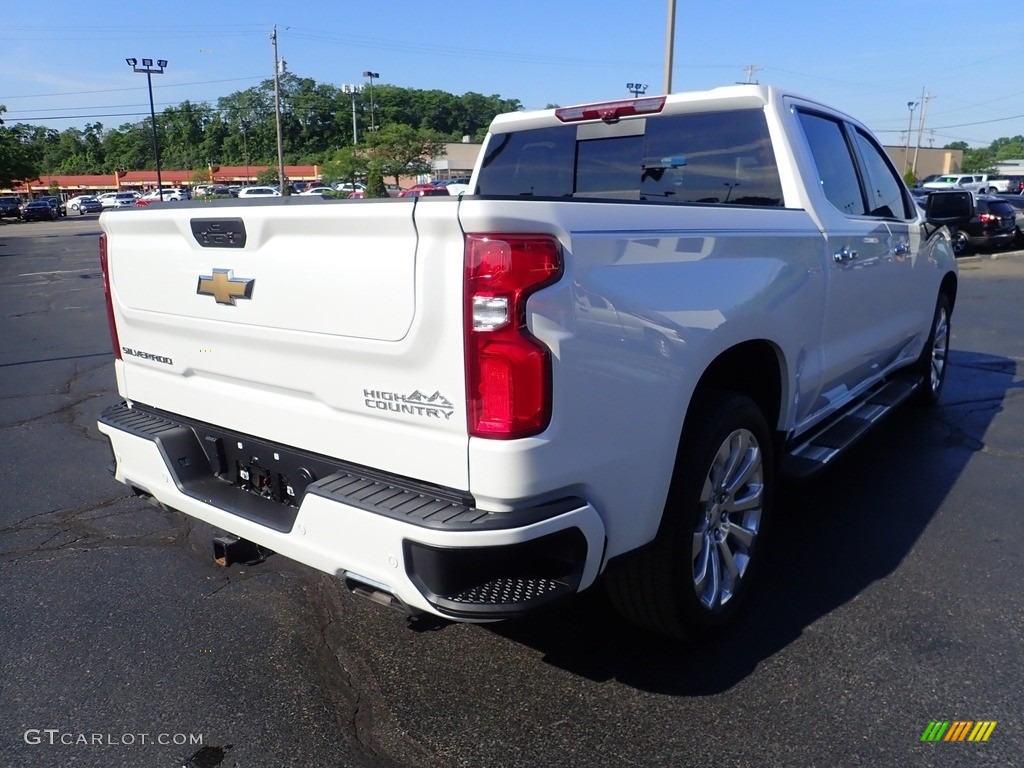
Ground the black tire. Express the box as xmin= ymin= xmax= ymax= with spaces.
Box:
xmin=606 ymin=392 xmax=775 ymax=640
xmin=914 ymin=293 xmax=952 ymax=406
xmin=951 ymin=230 xmax=970 ymax=256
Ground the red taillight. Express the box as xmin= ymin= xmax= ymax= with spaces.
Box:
xmin=978 ymin=213 xmax=996 ymax=223
xmin=555 ymin=96 xmax=666 ymax=123
xmin=464 ymin=234 xmax=562 ymax=439
xmin=99 ymin=233 xmax=121 ymax=360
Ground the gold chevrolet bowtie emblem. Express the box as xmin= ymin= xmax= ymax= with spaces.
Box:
xmin=196 ymin=269 xmax=255 ymax=305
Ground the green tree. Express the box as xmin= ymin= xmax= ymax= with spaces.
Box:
xmin=255 ymin=167 xmax=279 ymax=186
xmin=364 ymin=124 xmax=446 ymax=186
xmin=321 ymin=145 xmax=368 ymax=186
xmin=5 ymin=77 xmax=524 ymax=181
xmin=961 ymin=147 xmax=995 ymax=173
xmin=365 ymin=161 xmax=387 ymax=198
xmin=0 ymin=108 xmax=40 ymax=187
xmin=101 ymin=122 xmax=152 ymax=174
xmin=218 ymin=86 xmax=276 ymax=164
xmin=160 ymin=100 xmax=213 ymax=171
xmin=82 ymin=122 xmax=105 ymax=172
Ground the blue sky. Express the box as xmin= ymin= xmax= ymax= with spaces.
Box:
xmin=1 ymin=1 xmax=1022 ymax=148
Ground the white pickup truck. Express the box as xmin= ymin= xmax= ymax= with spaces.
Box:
xmin=922 ymin=173 xmax=997 ymax=193
xmin=97 ymin=85 xmax=968 ymax=640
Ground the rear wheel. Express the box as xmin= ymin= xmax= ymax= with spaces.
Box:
xmin=607 ymin=392 xmax=774 ymax=640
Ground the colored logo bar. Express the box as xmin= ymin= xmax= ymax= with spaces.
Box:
xmin=921 ymin=721 xmax=996 ymax=742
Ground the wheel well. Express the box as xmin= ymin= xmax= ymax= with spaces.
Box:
xmin=940 ymin=272 xmax=958 ymax=312
xmin=688 ymin=341 xmax=783 ymax=436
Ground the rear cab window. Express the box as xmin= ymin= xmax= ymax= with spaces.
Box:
xmin=475 ymin=109 xmax=785 ymax=208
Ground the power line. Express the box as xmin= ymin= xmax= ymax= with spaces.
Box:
xmin=1 ymin=76 xmax=266 ymax=101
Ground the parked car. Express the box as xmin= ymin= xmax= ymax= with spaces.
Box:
xmin=75 ymin=196 xmax=103 ymax=215
xmin=397 ymin=184 xmax=449 ymax=198
xmin=65 ymin=195 xmax=97 ymax=214
xmin=430 ymin=177 xmax=470 ymax=188
xmin=297 ymin=186 xmax=335 ymax=196
xmin=332 ymin=182 xmax=365 ymax=194
xmin=996 ymin=194 xmax=1024 ymax=245
xmin=141 ymin=188 xmax=190 ymax=202
xmin=236 ymin=186 xmax=281 ymax=198
xmin=21 ymin=200 xmax=57 ymax=221
xmin=0 ymin=195 xmax=22 ymax=219
xmin=40 ymin=196 xmax=67 ymax=217
xmin=909 ymin=186 xmax=931 ymax=203
xmin=949 ymin=195 xmax=1017 ymax=255
xmin=98 ymin=192 xmax=141 ymax=210
xmin=349 ymin=185 xmax=403 ymax=199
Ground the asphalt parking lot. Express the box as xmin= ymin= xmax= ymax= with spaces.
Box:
xmin=1 ymin=215 xmax=1022 ymax=768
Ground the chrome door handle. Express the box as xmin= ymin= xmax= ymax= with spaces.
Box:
xmin=833 ymin=247 xmax=858 ymax=263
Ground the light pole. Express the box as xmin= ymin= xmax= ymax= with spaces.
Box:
xmin=126 ymin=57 xmax=167 ymax=193
xmin=904 ymin=100 xmax=918 ymax=175
xmin=342 ymin=84 xmax=363 ymax=144
xmin=627 ymin=82 xmax=648 ymax=98
xmin=362 ymin=71 xmax=379 ymax=132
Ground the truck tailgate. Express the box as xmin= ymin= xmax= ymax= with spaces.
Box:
xmin=101 ymin=199 xmax=471 ymax=491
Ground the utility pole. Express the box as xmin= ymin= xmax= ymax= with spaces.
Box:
xmin=240 ymin=119 xmax=250 ymax=182
xmin=904 ymin=100 xmax=918 ymax=175
xmin=742 ymin=65 xmax=763 ymax=84
xmin=663 ymin=0 xmax=676 ymax=94
xmin=342 ymin=84 xmax=362 ymax=144
xmin=912 ymin=90 xmax=934 ymax=180
xmin=271 ymin=26 xmax=287 ymax=194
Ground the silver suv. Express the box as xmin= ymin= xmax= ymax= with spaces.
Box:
xmin=98 ymin=192 xmax=140 ymax=210
xmin=141 ymin=188 xmax=191 ymax=202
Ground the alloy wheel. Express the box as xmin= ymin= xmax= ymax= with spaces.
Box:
xmin=692 ymin=428 xmax=764 ymax=611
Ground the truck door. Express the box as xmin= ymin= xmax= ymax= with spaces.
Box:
xmin=794 ymin=109 xmax=925 ymax=415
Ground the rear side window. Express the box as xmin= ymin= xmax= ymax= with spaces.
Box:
xmin=796 ymin=111 xmax=866 ymax=216
xmin=476 ymin=109 xmax=784 ymax=207
xmin=982 ymin=200 xmax=1014 ymax=216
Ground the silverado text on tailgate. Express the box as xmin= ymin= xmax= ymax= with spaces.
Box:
xmin=98 ymin=85 xmax=971 ymax=640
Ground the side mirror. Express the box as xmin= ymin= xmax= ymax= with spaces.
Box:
xmin=925 ymin=190 xmax=974 ymax=226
